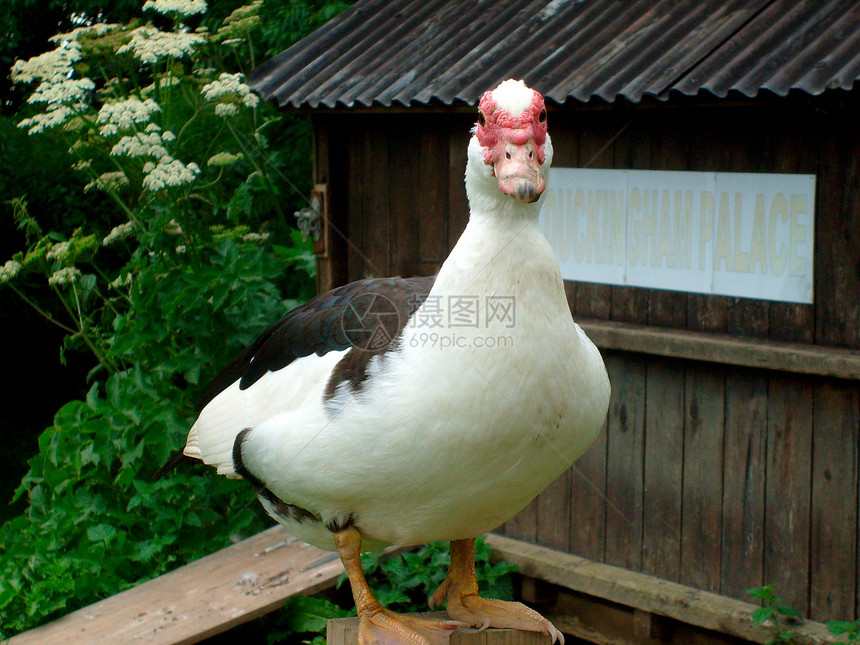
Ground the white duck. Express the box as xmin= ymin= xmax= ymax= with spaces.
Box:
xmin=161 ymin=79 xmax=610 ymax=645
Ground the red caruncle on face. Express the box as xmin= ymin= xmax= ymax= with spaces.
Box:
xmin=475 ymin=89 xmax=548 ymax=167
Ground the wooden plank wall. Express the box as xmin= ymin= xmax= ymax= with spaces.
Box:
xmin=313 ymin=102 xmax=860 ymax=624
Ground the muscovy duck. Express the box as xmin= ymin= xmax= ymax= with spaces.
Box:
xmin=160 ymin=79 xmax=610 ymax=645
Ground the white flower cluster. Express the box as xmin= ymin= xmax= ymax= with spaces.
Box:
xmin=18 ymin=107 xmax=76 ymax=135
xmin=97 ymin=98 xmax=161 ymax=136
xmin=11 ymin=40 xmax=81 ymax=84
xmin=117 ymin=26 xmax=205 ymax=64
xmin=48 ymin=267 xmax=82 ymax=286
xmin=142 ymin=159 xmax=201 ymax=191
xmin=142 ymin=0 xmax=207 ymax=17
xmin=85 ymin=171 xmax=130 ymax=193
xmin=156 ymin=73 xmax=182 ymax=89
xmin=110 ymin=127 xmax=175 ymax=159
xmin=49 ymin=23 xmax=118 ymax=44
xmin=201 ymin=72 xmax=260 ymax=116
xmin=201 ymin=72 xmax=259 ymax=103
xmin=103 ymin=221 xmax=136 ymax=245
xmin=242 ymin=232 xmax=269 ymax=241
xmin=215 ymin=103 xmax=238 ymax=117
xmin=12 ymin=40 xmax=95 ymax=134
xmin=47 ymin=241 xmax=72 ymax=262
xmin=102 ymin=118 xmax=198 ymax=191
xmin=28 ymin=77 xmax=94 ymax=107
xmin=110 ymin=272 xmax=133 ymax=289
xmin=0 ymin=260 xmax=22 ymax=283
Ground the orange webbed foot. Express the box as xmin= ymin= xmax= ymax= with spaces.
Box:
xmin=432 ymin=538 xmax=563 ymax=644
xmin=359 ymin=608 xmax=462 ymax=645
xmin=446 ymin=593 xmax=563 ymax=643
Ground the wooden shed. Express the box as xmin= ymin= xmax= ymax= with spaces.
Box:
xmin=247 ymin=0 xmax=860 ymax=639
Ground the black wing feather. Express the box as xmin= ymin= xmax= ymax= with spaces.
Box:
xmin=197 ymin=276 xmax=435 ymax=410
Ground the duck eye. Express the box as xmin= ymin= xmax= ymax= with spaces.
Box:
xmin=539 ymin=108 xmax=547 ymax=124
xmin=478 ymin=111 xmax=486 ymax=127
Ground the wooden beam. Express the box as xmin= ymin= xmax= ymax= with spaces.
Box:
xmin=7 ymin=526 xmax=343 ymax=645
xmin=485 ymin=534 xmax=840 ymax=645
xmin=578 ymin=318 xmax=860 ymax=381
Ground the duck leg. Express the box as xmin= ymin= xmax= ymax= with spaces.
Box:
xmin=334 ymin=527 xmax=462 ymax=645
xmin=429 ymin=538 xmax=564 ymax=644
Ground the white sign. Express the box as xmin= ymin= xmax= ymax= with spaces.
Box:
xmin=539 ymin=168 xmax=815 ymax=304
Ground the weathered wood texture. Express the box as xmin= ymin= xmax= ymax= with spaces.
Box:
xmin=313 ymin=102 xmax=860 ymax=623
xmin=513 ymin=353 xmax=859 ymax=624
xmin=6 ymin=526 xmax=342 ymax=645
xmin=327 ymin=613 xmax=551 ymax=645
xmin=578 ymin=318 xmax=860 ymax=380
xmin=486 ymin=534 xmax=843 ymax=645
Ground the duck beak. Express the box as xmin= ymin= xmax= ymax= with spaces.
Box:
xmin=493 ymin=141 xmax=545 ymax=203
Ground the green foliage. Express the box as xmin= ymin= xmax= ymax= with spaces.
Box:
xmin=264 ymin=595 xmax=351 ymax=645
xmin=748 ymin=586 xmax=803 ymax=645
xmin=749 ymin=585 xmax=860 ymax=644
xmin=356 ymin=537 xmax=518 ymax=612
xmin=0 ymin=236 xmax=295 ymax=634
xmin=256 ymin=0 xmax=355 ymax=59
xmin=828 ymin=619 xmax=860 ymax=642
xmin=0 ymin=0 xmax=341 ymax=637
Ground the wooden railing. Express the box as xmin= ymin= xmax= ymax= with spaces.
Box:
xmin=5 ymin=528 xmax=842 ymax=644
xmin=5 ymin=527 xmax=343 ymax=645
xmin=579 ymin=319 xmax=860 ymax=381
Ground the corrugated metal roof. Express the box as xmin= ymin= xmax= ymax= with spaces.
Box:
xmin=248 ymin=0 xmax=860 ymax=109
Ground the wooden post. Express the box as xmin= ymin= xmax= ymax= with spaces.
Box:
xmin=326 ymin=614 xmax=552 ymax=645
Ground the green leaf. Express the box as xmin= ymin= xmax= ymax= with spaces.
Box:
xmin=748 ymin=585 xmax=775 ymax=601
xmin=87 ymin=523 xmax=117 ymax=543
xmin=827 ymin=619 xmax=860 ymax=636
xmin=375 ymin=586 xmax=410 ymax=608
xmin=776 ymin=605 xmax=802 ymax=619
xmin=753 ymin=606 xmax=775 ymax=626
xmin=281 ymin=595 xmax=349 ymax=633
xmin=130 ymin=540 xmax=160 ymax=563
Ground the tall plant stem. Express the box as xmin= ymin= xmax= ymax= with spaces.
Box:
xmin=7 ymin=283 xmax=77 ymax=335
xmin=52 ymin=284 xmax=118 ymax=375
xmin=225 ymin=119 xmax=285 ymax=220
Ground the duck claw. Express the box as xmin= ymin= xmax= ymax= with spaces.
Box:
xmin=359 ymin=609 xmax=464 ymax=645
xmin=447 ymin=594 xmax=563 ymax=644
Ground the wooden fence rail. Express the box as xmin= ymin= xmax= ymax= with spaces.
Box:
xmin=4 ymin=528 xmax=843 ymax=645
xmin=4 ymin=526 xmax=343 ymax=645
xmin=579 ymin=319 xmax=860 ymax=381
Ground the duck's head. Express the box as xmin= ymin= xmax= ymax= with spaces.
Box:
xmin=467 ymin=79 xmax=552 ymax=205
